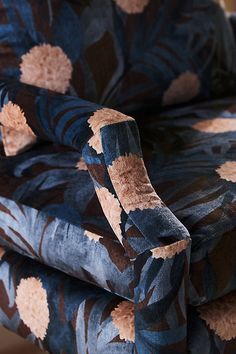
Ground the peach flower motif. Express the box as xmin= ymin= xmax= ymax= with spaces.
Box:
xmin=0 ymin=247 xmax=5 ymax=260
xmin=0 ymin=102 xmax=35 ymax=155
xmin=15 ymin=277 xmax=50 ymax=340
xmin=193 ymin=118 xmax=236 ymax=134
xmin=114 ymin=0 xmax=150 ymax=14
xmin=198 ymin=291 xmax=236 ymax=340
xmin=151 ymin=239 xmax=189 ymax=260
xmin=84 ymin=230 xmax=102 ymax=243
xmin=76 ymin=157 xmax=88 ymax=171
xmin=88 ymin=108 xmax=134 ymax=154
xmin=88 ymin=108 xmax=134 ymax=134
xmin=20 ymin=44 xmax=72 ymax=94
xmin=111 ymin=301 xmax=135 ymax=342
xmin=162 ymin=72 xmax=200 ymax=106
xmin=1 ymin=126 xmax=37 ymax=156
xmin=108 ymin=153 xmax=162 ymax=213
xmin=95 ymin=187 xmax=123 ymax=244
xmin=216 ymin=161 xmax=236 ymax=183
xmin=0 ymin=102 xmax=34 ymax=135
xmin=88 ymin=133 xmax=103 ymax=155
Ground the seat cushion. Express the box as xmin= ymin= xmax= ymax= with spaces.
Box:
xmin=140 ymin=96 xmax=236 ymax=305
xmin=0 ymin=138 xmax=134 ymax=300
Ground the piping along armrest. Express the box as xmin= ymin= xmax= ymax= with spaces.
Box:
xmin=0 ymin=76 xmax=191 ymax=353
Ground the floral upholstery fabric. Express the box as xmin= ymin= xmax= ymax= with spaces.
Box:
xmin=1 ymin=78 xmax=236 ymax=352
xmin=0 ymin=0 xmax=235 ymax=115
xmin=142 ymin=97 xmax=236 ymax=306
xmin=1 ymin=92 xmax=236 ymax=308
xmin=0 ymin=247 xmax=135 ymax=354
xmin=0 ymin=141 xmax=135 ymax=300
xmin=0 ymin=77 xmax=191 ymax=353
xmin=0 ymin=1 xmax=236 ymax=353
xmin=1 ymin=247 xmax=236 ymax=354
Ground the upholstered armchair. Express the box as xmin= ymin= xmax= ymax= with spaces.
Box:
xmin=0 ymin=1 xmax=236 ymax=353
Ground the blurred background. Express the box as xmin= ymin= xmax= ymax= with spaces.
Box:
xmin=0 ymin=327 xmax=43 ymax=354
xmin=226 ymin=0 xmax=236 ymax=10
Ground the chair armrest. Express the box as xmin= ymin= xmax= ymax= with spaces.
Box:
xmin=0 ymin=75 xmax=191 ymax=353
xmin=0 ymin=76 xmax=100 ymax=150
xmin=83 ymin=115 xmax=191 ymax=353
xmin=0 ymin=76 xmax=190 ymax=251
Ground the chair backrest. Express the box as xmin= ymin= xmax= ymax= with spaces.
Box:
xmin=0 ymin=0 xmax=235 ymax=114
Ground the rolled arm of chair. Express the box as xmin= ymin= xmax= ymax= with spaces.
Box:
xmin=0 ymin=76 xmax=100 ymax=150
xmin=82 ymin=113 xmax=191 ymax=353
xmin=0 ymin=75 xmax=191 ymax=353
xmin=0 ymin=75 xmax=190 ymax=249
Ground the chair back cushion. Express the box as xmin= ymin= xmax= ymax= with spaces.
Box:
xmin=0 ymin=0 xmax=236 ymax=155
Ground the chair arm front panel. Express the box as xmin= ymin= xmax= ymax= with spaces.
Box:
xmin=83 ymin=114 xmax=191 ymax=353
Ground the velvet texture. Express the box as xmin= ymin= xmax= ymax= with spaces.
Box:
xmin=1 ymin=248 xmax=236 ymax=354
xmin=1 ymin=88 xmax=236 ymax=308
xmin=141 ymin=97 xmax=236 ymax=306
xmin=0 ymin=0 xmax=235 ymax=113
xmin=0 ymin=1 xmax=236 ymax=354
xmin=0 ymin=248 xmax=135 ymax=354
xmin=0 ymin=78 xmax=191 ymax=353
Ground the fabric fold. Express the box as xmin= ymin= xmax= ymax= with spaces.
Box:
xmin=0 ymin=75 xmax=191 ymax=353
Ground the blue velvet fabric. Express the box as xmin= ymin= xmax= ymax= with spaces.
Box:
xmin=0 ymin=1 xmax=236 ymax=353
xmin=0 ymin=248 xmax=135 ymax=354
xmin=0 ymin=77 xmax=191 ymax=353
xmin=0 ymin=0 xmax=235 ymax=113
xmin=1 ymin=248 xmax=236 ymax=354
